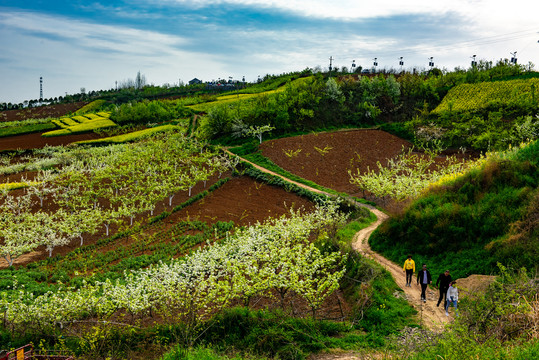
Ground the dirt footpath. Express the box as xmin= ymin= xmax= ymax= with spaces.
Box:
xmin=352 ymin=209 xmax=449 ymax=330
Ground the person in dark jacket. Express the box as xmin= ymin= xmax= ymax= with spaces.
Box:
xmin=435 ymin=269 xmax=452 ymax=307
xmin=417 ymin=263 xmax=432 ymax=302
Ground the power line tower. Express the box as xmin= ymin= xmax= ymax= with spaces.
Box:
xmin=329 ymin=56 xmax=333 ymax=75
xmin=40 ymin=76 xmax=43 ymax=100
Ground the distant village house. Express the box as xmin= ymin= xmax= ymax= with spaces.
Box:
xmin=189 ymin=78 xmax=203 ymax=85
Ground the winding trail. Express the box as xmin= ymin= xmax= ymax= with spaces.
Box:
xmin=351 ymin=208 xmax=448 ymax=331
xmin=230 ymin=151 xmax=449 ymax=332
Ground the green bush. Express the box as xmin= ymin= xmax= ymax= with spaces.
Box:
xmin=162 ymin=345 xmax=268 ymax=360
xmin=111 ymin=99 xmax=192 ymax=125
xmin=200 ymin=308 xmax=345 ymax=360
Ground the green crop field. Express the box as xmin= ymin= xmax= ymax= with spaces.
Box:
xmin=432 ymin=78 xmax=539 ymax=114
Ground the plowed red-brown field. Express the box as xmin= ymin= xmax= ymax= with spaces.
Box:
xmin=0 ymin=102 xmax=87 ymax=122
xmin=0 ymin=131 xmax=102 ymax=151
xmin=261 ymin=129 xmax=412 ymax=196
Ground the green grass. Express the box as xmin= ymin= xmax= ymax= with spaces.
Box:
xmin=0 ymin=122 xmax=56 ymax=138
xmin=405 ymin=337 xmax=539 ymax=360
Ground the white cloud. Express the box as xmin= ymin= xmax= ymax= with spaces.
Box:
xmin=159 ymin=0 xmax=477 ymax=19
xmin=0 ymin=11 xmax=186 ymax=56
xmin=0 ymin=11 xmax=226 ymax=103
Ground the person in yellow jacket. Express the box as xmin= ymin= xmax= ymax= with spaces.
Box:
xmin=403 ymin=254 xmax=415 ymax=287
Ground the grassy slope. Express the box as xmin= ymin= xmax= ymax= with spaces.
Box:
xmin=369 ymin=140 xmax=539 ymax=278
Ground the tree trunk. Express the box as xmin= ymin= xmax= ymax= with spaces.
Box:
xmin=4 ymin=255 xmax=13 ymax=267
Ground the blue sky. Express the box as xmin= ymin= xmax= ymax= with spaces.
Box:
xmin=0 ymin=0 xmax=538 ymax=104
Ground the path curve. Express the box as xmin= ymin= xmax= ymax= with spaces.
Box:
xmin=229 ymin=151 xmax=449 ymax=332
xmin=351 ymin=208 xmax=448 ymax=331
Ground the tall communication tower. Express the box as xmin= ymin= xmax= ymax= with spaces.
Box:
xmin=40 ymin=76 xmax=43 ymax=100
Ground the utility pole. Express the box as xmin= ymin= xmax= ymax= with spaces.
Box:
xmin=510 ymin=51 xmax=518 ymax=64
xmin=329 ymin=56 xmax=333 ymax=76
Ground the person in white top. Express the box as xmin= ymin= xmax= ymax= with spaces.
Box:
xmin=445 ymin=281 xmax=459 ymax=316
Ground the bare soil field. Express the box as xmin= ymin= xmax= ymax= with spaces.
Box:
xmin=260 ymin=129 xmax=411 ymax=197
xmin=0 ymin=131 xmax=102 ymax=151
xmin=0 ymin=102 xmax=87 ymax=122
